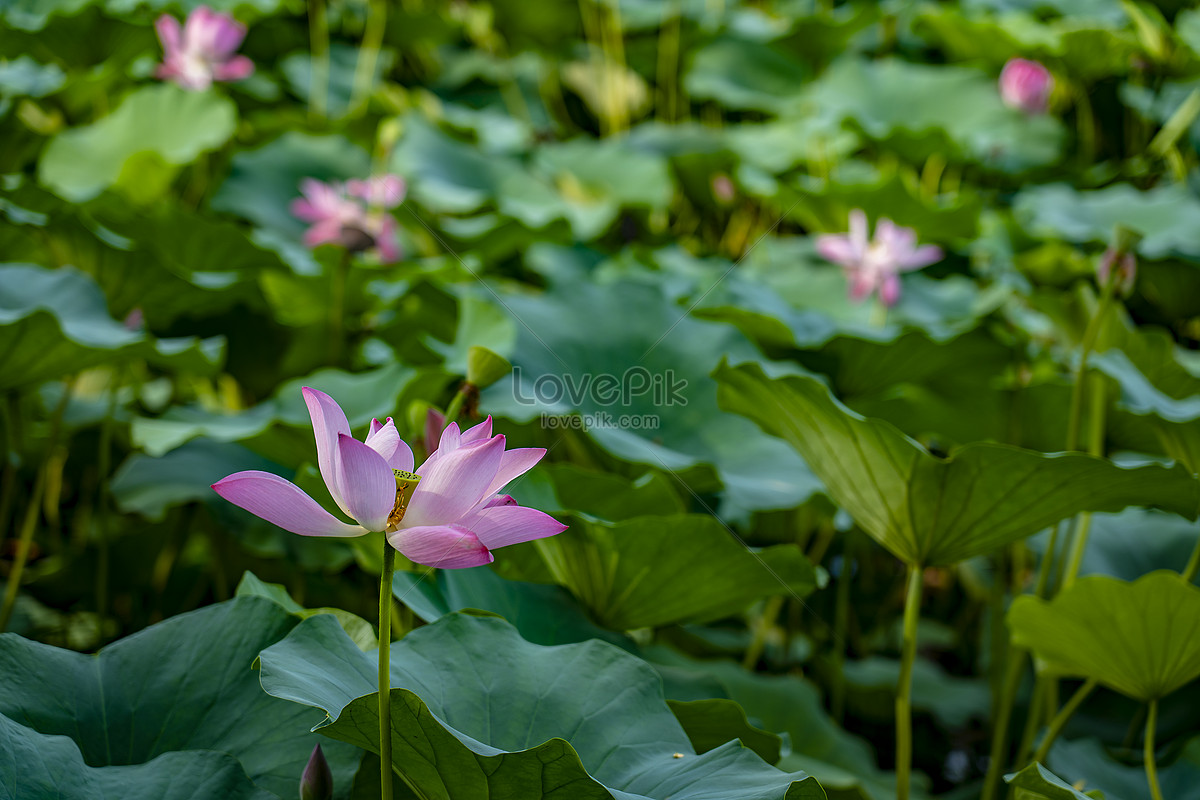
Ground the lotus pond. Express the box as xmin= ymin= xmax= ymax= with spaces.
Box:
xmin=6 ymin=1 xmax=1200 ymax=799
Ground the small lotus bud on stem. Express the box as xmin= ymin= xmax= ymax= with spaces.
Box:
xmin=299 ymin=744 xmax=333 ymax=800
xmin=466 ymin=346 xmax=512 ymax=389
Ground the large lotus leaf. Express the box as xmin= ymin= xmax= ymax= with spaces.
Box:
xmin=685 ymin=36 xmax=809 ymax=112
xmin=1014 ymin=183 xmax=1200 ymax=261
xmin=1047 ymin=736 xmax=1200 ymax=800
xmin=211 ymin=132 xmax=371 ymax=237
xmin=390 ymin=117 xmax=672 ymax=240
xmin=0 ymin=597 xmax=361 ymax=798
xmin=715 ymin=362 xmax=1200 ymax=566
xmin=797 ymin=58 xmax=1064 ymax=171
xmin=667 ymin=699 xmax=782 ymax=765
xmin=511 ymin=463 xmax=685 ymax=522
xmin=518 ymin=514 xmax=817 ymax=630
xmin=477 ymin=246 xmax=819 ymax=516
xmin=257 ymin=612 xmax=826 ymax=800
xmin=130 ymin=362 xmax=421 ymax=458
xmin=915 ymin=7 xmax=1136 ymax=79
xmin=644 ymin=645 xmax=895 ymax=800
xmin=0 ymin=714 xmax=274 ymax=800
xmin=1027 ymin=508 xmax=1200 ymax=584
xmin=0 ymin=263 xmax=224 ymax=390
xmin=110 ymin=438 xmax=281 ymax=522
xmin=390 ymin=565 xmax=632 ymax=650
xmin=1009 ymin=571 xmax=1200 ymax=701
xmin=49 ymin=205 xmax=275 ymax=327
xmin=38 ymin=85 xmax=236 ymax=202
xmin=0 ymin=0 xmax=92 ymax=30
xmin=0 ymin=54 xmax=65 ymax=97
xmin=666 ymin=241 xmax=994 ymax=352
xmin=1004 ymin=763 xmax=1103 ymax=800
xmin=778 ymin=169 xmax=984 ymax=242
xmin=840 ymin=656 xmax=990 ymax=728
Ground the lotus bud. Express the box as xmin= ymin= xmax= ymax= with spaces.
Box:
xmin=466 ymin=346 xmax=512 ymax=389
xmin=299 ymin=744 xmax=332 ymax=800
xmin=711 ymin=173 xmax=736 ymax=205
xmin=999 ymin=58 xmax=1053 ymax=114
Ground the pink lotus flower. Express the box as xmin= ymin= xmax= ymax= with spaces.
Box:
xmin=815 ymin=209 xmax=943 ymax=307
xmin=290 ymin=176 xmax=405 ymax=263
xmin=999 ymin=58 xmax=1053 ymax=114
xmin=155 ymin=6 xmax=254 ymax=91
xmin=212 ymin=388 xmax=565 ymax=568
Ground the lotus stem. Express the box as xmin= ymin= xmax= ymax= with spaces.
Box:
xmin=307 ymin=0 xmax=329 ymax=120
xmin=742 ymin=594 xmax=783 ymax=670
xmin=831 ymin=536 xmax=854 ymax=723
xmin=1183 ymin=534 xmax=1200 ymax=584
xmin=1032 ymin=678 xmax=1097 ymax=764
xmin=1145 ymin=699 xmax=1163 ymax=800
xmin=350 ymin=0 xmax=386 ymax=115
xmin=896 ymin=565 xmax=923 ymax=800
xmin=0 ymin=381 xmax=72 ymax=631
xmin=378 ymin=541 xmax=396 ymax=800
xmin=981 ymin=649 xmax=1026 ymax=800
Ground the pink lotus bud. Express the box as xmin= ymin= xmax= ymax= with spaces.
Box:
xmin=299 ymin=744 xmax=332 ymax=800
xmin=999 ymin=58 xmax=1053 ymax=114
xmin=1098 ymin=248 xmax=1137 ymax=297
xmin=711 ymin=173 xmax=736 ymax=205
xmin=123 ymin=308 xmax=144 ymax=331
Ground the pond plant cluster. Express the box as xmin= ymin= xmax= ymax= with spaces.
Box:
xmin=5 ymin=1 xmax=1200 ymax=799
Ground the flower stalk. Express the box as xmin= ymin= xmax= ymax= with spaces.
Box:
xmin=896 ymin=565 xmax=923 ymax=800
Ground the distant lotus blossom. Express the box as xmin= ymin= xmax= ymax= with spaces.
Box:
xmin=212 ymin=388 xmax=565 ymax=568
xmin=999 ymin=58 xmax=1053 ymax=114
xmin=1098 ymin=248 xmax=1137 ymax=297
xmin=816 ymin=209 xmax=943 ymax=307
xmin=291 ymin=176 xmax=405 ymax=263
xmin=155 ymin=6 xmax=254 ymax=91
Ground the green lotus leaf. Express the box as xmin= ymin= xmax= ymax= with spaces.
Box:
xmin=0 ymin=54 xmax=65 ymax=97
xmin=1048 ymin=735 xmax=1200 ymax=800
xmin=528 ymin=514 xmax=817 ymax=630
xmin=1009 ymin=571 xmax=1200 ymax=701
xmin=1004 ymin=762 xmax=1103 ymax=800
xmin=667 ymin=698 xmax=782 ymax=765
xmin=0 ymin=263 xmax=224 ymax=390
xmin=39 ymin=85 xmax=236 ymax=202
xmin=645 ymin=645 xmax=897 ymax=800
xmin=1014 ymin=183 xmax=1200 ymax=260
xmin=512 ymin=463 xmax=685 ymax=522
xmin=0 ymin=597 xmax=361 ymax=798
xmin=715 ymin=361 xmax=1200 ymax=566
xmin=798 ymin=58 xmax=1065 ymax=171
xmin=257 ymin=612 xmax=826 ymax=800
xmin=0 ymin=713 xmax=273 ymax=800
xmin=390 ymin=565 xmax=631 ymax=649
xmin=110 ymin=438 xmax=279 ymax=522
xmin=685 ymin=36 xmax=809 ymax=112
xmin=211 ymin=132 xmax=370 ymax=237
xmin=478 ymin=246 xmax=820 ymax=516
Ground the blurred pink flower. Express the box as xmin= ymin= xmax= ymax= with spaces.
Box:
xmin=290 ymin=176 xmax=405 ymax=263
xmin=212 ymin=388 xmax=564 ymax=568
xmin=816 ymin=209 xmax=943 ymax=307
xmin=155 ymin=6 xmax=254 ymax=91
xmin=999 ymin=58 xmax=1053 ymax=114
